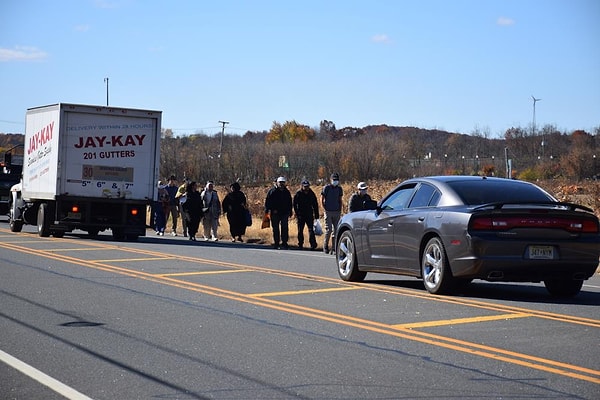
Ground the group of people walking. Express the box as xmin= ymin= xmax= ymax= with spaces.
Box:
xmin=154 ymin=176 xmax=248 ymax=242
xmin=264 ymin=172 xmax=372 ymax=253
xmin=154 ymin=172 xmax=373 ymax=251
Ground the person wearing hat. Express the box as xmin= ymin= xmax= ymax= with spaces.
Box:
xmin=348 ymin=181 xmax=373 ymax=212
xmin=293 ymin=179 xmax=320 ymax=250
xmin=264 ymin=176 xmax=293 ymax=249
xmin=320 ymin=172 xmax=343 ymax=254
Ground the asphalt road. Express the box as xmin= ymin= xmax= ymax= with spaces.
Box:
xmin=1 ymin=224 xmax=599 ymax=399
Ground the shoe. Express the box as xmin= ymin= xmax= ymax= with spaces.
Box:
xmin=298 ymin=245 xmax=304 ymax=250
xmin=231 ymin=238 xmax=236 ymax=242
xmin=211 ymin=237 xmax=218 ymax=241
xmin=191 ymin=236 xmax=196 ymax=241
xmin=203 ymin=237 xmax=209 ymax=241
xmin=281 ymin=243 xmax=289 ymax=250
xmin=171 ymin=232 xmax=177 ymax=236
xmin=237 ymin=237 xmax=243 ymax=242
xmin=155 ymin=231 xmax=160 ymax=235
xmin=159 ymin=231 xmax=164 ymax=236
xmin=310 ymin=246 xmax=317 ymax=251
xmin=189 ymin=236 xmax=193 ymax=241
xmin=184 ymin=233 xmax=188 ymax=238
xmin=324 ymin=247 xmax=330 ymax=254
xmin=272 ymin=243 xmax=280 ymax=249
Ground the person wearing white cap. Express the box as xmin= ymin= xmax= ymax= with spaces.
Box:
xmin=348 ymin=181 xmax=372 ymax=212
xmin=264 ymin=176 xmax=292 ymax=249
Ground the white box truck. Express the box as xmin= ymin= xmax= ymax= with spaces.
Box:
xmin=8 ymin=103 xmax=161 ymax=240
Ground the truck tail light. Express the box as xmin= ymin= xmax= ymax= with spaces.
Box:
xmin=130 ymin=208 xmax=139 ymax=216
xmin=71 ymin=205 xmax=79 ymax=213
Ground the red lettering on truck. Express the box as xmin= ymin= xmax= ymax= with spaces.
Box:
xmin=27 ymin=121 xmax=54 ymax=155
xmin=74 ymin=134 xmax=146 ymax=148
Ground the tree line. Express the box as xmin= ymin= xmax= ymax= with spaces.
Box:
xmin=159 ymin=121 xmax=600 ymax=186
xmin=2 ymin=122 xmax=599 ymax=185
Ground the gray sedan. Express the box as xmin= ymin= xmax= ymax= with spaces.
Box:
xmin=335 ymin=176 xmax=600 ymax=296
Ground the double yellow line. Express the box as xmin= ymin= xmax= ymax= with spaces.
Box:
xmin=1 ymin=235 xmax=599 ymax=384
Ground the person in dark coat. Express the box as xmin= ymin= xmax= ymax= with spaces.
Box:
xmin=264 ymin=176 xmax=293 ymax=249
xmin=180 ymin=181 xmax=203 ymax=241
xmin=293 ymin=179 xmax=319 ymax=250
xmin=222 ymin=181 xmax=248 ymax=242
xmin=348 ymin=181 xmax=373 ymax=212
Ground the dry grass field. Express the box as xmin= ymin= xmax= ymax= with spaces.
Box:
xmin=159 ymin=179 xmax=600 ymax=250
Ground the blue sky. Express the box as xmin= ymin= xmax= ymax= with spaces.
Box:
xmin=1 ymin=0 xmax=598 ymax=137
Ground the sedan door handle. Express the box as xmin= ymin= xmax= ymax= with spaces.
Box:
xmin=418 ymin=217 xmax=425 ymax=222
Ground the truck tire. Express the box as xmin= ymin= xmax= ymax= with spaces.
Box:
xmin=9 ymin=203 xmax=23 ymax=232
xmin=112 ymin=228 xmax=125 ymax=241
xmin=37 ymin=203 xmax=51 ymax=237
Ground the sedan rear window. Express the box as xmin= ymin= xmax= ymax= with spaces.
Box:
xmin=448 ymin=180 xmax=553 ymax=205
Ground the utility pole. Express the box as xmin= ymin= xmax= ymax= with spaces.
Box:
xmin=218 ymin=120 xmax=229 ymax=158
xmin=216 ymin=120 xmax=229 ymax=183
xmin=104 ymin=77 xmax=109 ymax=106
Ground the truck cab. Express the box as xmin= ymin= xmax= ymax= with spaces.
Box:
xmin=0 ymin=144 xmax=23 ymax=217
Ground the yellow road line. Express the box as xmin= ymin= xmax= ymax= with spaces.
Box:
xmin=1 ymin=230 xmax=599 ymax=328
xmin=156 ymin=269 xmax=252 ymax=277
xmin=2 ymin=237 xmax=600 ymax=384
xmin=250 ymin=286 xmax=361 ymax=297
xmin=93 ymin=257 xmax=173 ymax=262
xmin=394 ymin=312 xmax=532 ymax=329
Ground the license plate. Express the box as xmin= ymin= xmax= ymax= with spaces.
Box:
xmin=528 ymin=245 xmax=554 ymax=259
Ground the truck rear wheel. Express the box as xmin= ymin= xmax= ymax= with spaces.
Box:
xmin=37 ymin=203 xmax=51 ymax=237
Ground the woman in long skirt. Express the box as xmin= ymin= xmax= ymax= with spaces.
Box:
xmin=222 ymin=182 xmax=248 ymax=242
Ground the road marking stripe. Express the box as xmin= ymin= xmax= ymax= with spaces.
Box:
xmin=156 ymin=269 xmax=252 ymax=277
xmin=393 ymin=313 xmax=531 ymax=329
xmin=93 ymin=257 xmax=173 ymax=262
xmin=0 ymin=349 xmax=93 ymax=400
xmin=250 ymin=286 xmax=361 ymax=297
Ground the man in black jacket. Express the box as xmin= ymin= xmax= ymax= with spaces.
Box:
xmin=293 ymin=179 xmax=320 ymax=250
xmin=265 ymin=176 xmax=293 ymax=249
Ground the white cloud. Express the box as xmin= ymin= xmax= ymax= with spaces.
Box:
xmin=0 ymin=46 xmax=48 ymax=62
xmin=497 ymin=17 xmax=515 ymax=26
xmin=371 ymin=34 xmax=392 ymax=44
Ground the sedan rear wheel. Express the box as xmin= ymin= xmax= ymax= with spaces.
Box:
xmin=337 ymin=230 xmax=366 ymax=282
xmin=544 ymin=279 xmax=583 ymax=297
xmin=421 ymin=237 xmax=455 ymax=294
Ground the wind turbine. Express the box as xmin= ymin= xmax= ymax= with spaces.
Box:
xmin=531 ymin=95 xmax=541 ymax=135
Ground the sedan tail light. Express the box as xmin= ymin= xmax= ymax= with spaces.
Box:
xmin=469 ymin=215 xmax=599 ymax=233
